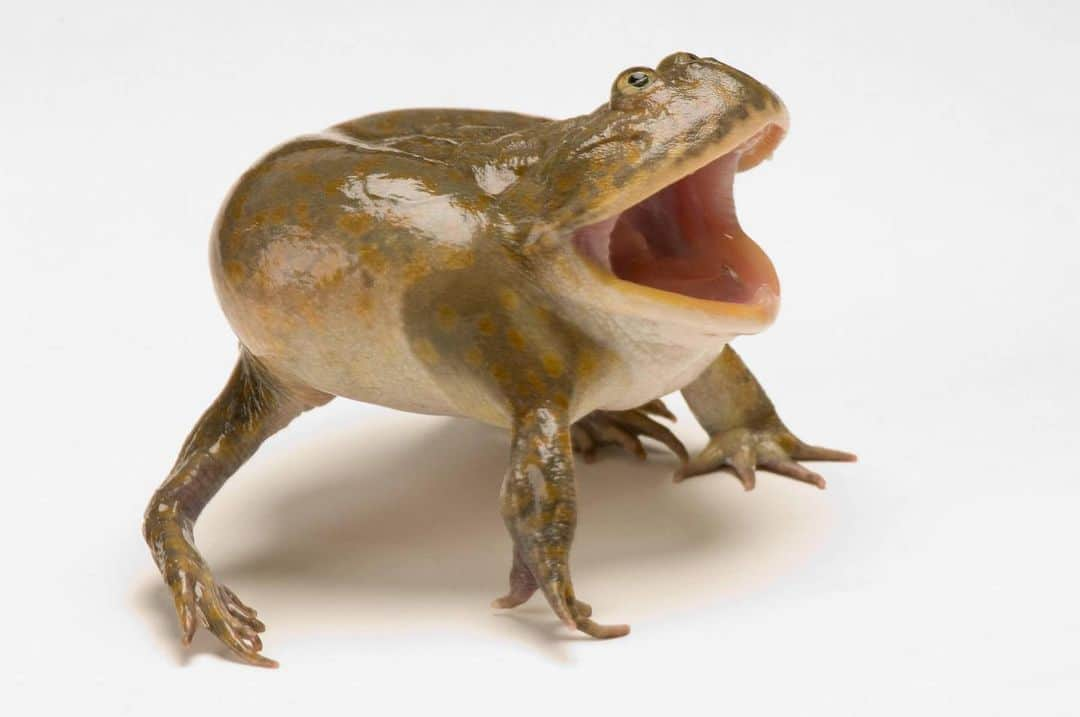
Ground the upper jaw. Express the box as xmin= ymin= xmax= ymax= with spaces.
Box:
xmin=567 ymin=116 xmax=788 ymax=331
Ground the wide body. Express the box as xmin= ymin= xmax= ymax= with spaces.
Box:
xmin=146 ymin=53 xmax=858 ymax=666
xmin=211 ymin=110 xmax=734 ymax=427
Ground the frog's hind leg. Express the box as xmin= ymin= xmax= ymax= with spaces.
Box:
xmin=143 ymin=349 xmax=331 ymax=667
xmin=571 ymin=399 xmax=688 ymax=465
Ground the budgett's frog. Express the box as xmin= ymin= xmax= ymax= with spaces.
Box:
xmin=144 ymin=51 xmax=856 ymax=667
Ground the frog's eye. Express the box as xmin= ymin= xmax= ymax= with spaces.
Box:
xmin=613 ymin=67 xmax=658 ymax=97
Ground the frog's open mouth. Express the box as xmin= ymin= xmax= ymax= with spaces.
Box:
xmin=571 ymin=123 xmax=782 ymax=309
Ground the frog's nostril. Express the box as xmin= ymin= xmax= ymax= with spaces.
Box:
xmin=658 ymin=51 xmax=701 ymax=71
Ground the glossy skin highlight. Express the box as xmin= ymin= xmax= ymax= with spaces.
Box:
xmin=144 ymin=52 xmax=855 ymax=666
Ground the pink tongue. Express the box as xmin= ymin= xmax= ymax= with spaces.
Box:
xmin=608 ymin=153 xmax=771 ymax=303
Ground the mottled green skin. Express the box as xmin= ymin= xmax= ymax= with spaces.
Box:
xmin=209 ymin=53 xmax=788 ymax=425
xmin=143 ymin=52 xmax=855 ymax=667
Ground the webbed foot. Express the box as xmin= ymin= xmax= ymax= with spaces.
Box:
xmin=571 ymin=399 xmax=688 ymax=464
xmin=147 ymin=517 xmax=276 ymax=668
xmin=495 ymin=545 xmax=625 ymax=638
xmin=675 ymin=424 xmax=856 ymax=490
xmin=490 ymin=547 xmax=593 ymax=620
xmin=547 ymin=579 xmax=628 ymax=639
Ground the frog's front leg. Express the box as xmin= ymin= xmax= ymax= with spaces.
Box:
xmin=143 ymin=351 xmax=330 ymax=667
xmin=677 ymin=346 xmax=856 ymax=489
xmin=494 ymin=405 xmax=629 ymax=638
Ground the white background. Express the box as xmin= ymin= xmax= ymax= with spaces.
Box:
xmin=4 ymin=1 xmax=1078 ymax=714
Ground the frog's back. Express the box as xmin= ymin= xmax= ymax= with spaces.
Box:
xmin=330 ymin=108 xmax=550 ymax=144
xmin=207 ymin=109 xmax=549 ymax=415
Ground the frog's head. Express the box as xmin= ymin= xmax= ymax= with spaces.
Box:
xmin=513 ymin=52 xmax=789 ymax=338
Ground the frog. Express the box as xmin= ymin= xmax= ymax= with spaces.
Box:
xmin=143 ymin=51 xmax=856 ymax=667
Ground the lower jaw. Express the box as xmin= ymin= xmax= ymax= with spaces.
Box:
xmin=570 ymin=250 xmax=780 ymax=333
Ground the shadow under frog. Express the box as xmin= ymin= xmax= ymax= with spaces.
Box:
xmin=136 ymin=415 xmax=837 ymax=665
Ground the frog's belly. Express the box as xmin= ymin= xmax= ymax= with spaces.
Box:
xmin=255 ymin=324 xmax=725 ymax=426
xmin=228 ymin=298 xmax=729 ymax=428
xmin=214 ymin=280 xmax=470 ymax=424
xmin=580 ymin=340 xmax=728 ymax=417
xmin=268 ymin=340 xmax=464 ymax=417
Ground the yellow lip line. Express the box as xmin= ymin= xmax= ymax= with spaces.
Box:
xmin=576 ymin=251 xmax=780 ymax=325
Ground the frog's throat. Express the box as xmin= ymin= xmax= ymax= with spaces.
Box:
xmin=570 ymin=121 xmax=785 ymax=318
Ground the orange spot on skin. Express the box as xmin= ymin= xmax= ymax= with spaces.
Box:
xmin=464 ymin=346 xmax=483 ymax=367
xmin=295 ymin=201 xmax=311 ymax=224
xmin=531 ymin=305 xmax=556 ymax=327
xmin=442 ymin=249 xmax=476 ymax=270
xmin=490 ymin=363 xmax=510 ymax=384
xmin=554 ymin=174 xmax=577 ymax=193
xmin=404 ymin=260 xmax=432 ymax=282
xmin=358 ymin=245 xmax=387 ymax=272
xmin=337 ymin=212 xmax=372 ymax=234
xmin=476 ymin=315 xmax=496 ymax=336
xmin=224 ymin=260 xmax=246 ymax=284
xmin=355 ymin=292 xmax=373 ymax=317
xmin=506 ymin=328 xmax=526 ymax=350
xmin=524 ymin=369 xmax=545 ymax=393
xmin=293 ymin=169 xmax=319 ymax=186
xmin=225 ymin=200 xmax=243 ymax=224
xmin=498 ymin=288 xmax=520 ymax=311
xmin=577 ymin=351 xmax=598 ymax=379
xmin=412 ymin=338 xmax=440 ymax=365
xmin=297 ymin=299 xmax=324 ymax=329
xmin=436 ymin=305 xmax=459 ymax=331
xmin=541 ymin=353 xmax=565 ymax=378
